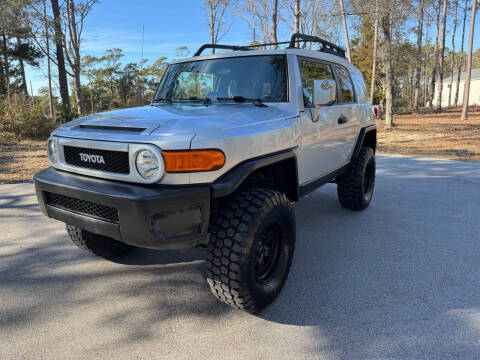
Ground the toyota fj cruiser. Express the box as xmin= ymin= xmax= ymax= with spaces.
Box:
xmin=34 ymin=34 xmax=376 ymax=313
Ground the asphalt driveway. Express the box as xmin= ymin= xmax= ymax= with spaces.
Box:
xmin=1 ymin=154 xmax=480 ymax=359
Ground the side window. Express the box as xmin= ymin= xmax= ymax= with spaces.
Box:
xmin=334 ymin=66 xmax=355 ymax=103
xmin=298 ymin=60 xmax=334 ymax=107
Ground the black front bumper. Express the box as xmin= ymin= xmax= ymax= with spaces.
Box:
xmin=34 ymin=167 xmax=210 ymax=250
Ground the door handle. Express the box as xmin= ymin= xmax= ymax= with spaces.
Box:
xmin=338 ymin=116 xmax=349 ymax=124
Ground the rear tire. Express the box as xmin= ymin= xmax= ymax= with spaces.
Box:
xmin=337 ymin=146 xmax=375 ymax=211
xmin=206 ymin=188 xmax=295 ymax=313
xmin=66 ymin=225 xmax=133 ymax=259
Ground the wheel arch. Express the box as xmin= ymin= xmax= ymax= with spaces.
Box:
xmin=351 ymin=125 xmax=377 ymax=160
xmin=211 ymin=149 xmax=299 ymax=201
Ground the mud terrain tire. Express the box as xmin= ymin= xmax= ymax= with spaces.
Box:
xmin=206 ymin=188 xmax=295 ymax=313
xmin=66 ymin=225 xmax=133 ymax=259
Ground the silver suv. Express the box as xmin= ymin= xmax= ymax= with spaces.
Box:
xmin=34 ymin=34 xmax=376 ymax=313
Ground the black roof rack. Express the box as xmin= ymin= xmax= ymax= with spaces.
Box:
xmin=193 ymin=33 xmax=346 ymax=59
xmin=193 ymin=44 xmax=250 ymax=56
xmin=288 ymin=33 xmax=346 ymax=59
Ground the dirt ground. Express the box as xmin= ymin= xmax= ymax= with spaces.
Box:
xmin=0 ymin=140 xmax=49 ymax=184
xmin=377 ymin=108 xmax=480 ymax=161
xmin=0 ymin=108 xmax=479 ymax=184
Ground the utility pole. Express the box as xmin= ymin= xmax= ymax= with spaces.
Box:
xmin=339 ymin=0 xmax=351 ymax=62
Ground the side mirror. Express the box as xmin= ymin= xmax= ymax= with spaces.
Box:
xmin=313 ymin=79 xmax=336 ymax=106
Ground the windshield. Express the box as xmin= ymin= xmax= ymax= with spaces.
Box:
xmin=153 ymin=55 xmax=287 ymax=103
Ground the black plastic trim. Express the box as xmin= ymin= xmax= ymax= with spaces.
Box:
xmin=351 ymin=124 xmax=376 ymax=160
xmin=211 ymin=149 xmax=298 ymax=199
xmin=299 ymin=164 xmax=349 ymax=198
xmin=34 ymin=167 xmax=210 ymax=250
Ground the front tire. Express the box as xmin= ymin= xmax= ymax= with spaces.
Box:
xmin=206 ymin=188 xmax=295 ymax=313
xmin=337 ymin=146 xmax=376 ymax=211
xmin=66 ymin=225 xmax=133 ymax=259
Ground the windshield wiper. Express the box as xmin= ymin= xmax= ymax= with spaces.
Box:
xmin=216 ymin=96 xmax=268 ymax=107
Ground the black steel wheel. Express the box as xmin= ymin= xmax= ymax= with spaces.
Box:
xmin=206 ymin=188 xmax=295 ymax=313
xmin=254 ymin=222 xmax=283 ymax=284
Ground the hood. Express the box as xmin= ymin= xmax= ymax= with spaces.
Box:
xmin=53 ymin=103 xmax=297 ymax=147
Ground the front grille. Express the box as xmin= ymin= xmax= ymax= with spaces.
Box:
xmin=46 ymin=192 xmax=119 ymax=223
xmin=63 ymin=145 xmax=129 ymax=174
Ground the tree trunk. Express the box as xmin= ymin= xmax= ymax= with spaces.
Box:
xmin=68 ymin=0 xmax=84 ymax=115
xmin=448 ymin=0 xmax=458 ymax=107
xmin=1 ymin=30 xmax=10 ymax=97
xmin=0 ymin=55 xmax=4 ymax=95
xmin=294 ymin=0 xmax=300 ymax=39
xmin=339 ymin=0 xmax=351 ymax=62
xmin=30 ymin=81 xmax=34 ymax=104
xmin=44 ymin=0 xmax=54 ymax=117
xmin=110 ymin=78 xmax=114 ymax=108
xmin=413 ymin=0 xmax=424 ymax=109
xmin=272 ymin=0 xmax=278 ymax=48
xmin=16 ymin=37 xmax=29 ymax=96
xmin=90 ymin=85 xmax=94 ymax=114
xmin=429 ymin=1 xmax=441 ymax=108
xmin=73 ymin=68 xmax=83 ymax=114
xmin=18 ymin=57 xmax=28 ymax=95
xmin=382 ymin=14 xmax=394 ymax=128
xmin=435 ymin=0 xmax=448 ymax=112
xmin=51 ymin=0 xmax=70 ymax=109
xmin=455 ymin=0 xmax=468 ymax=107
xmin=423 ymin=52 xmax=428 ymax=105
xmin=370 ymin=2 xmax=379 ymax=104
xmin=252 ymin=1 xmax=256 ymax=43
xmin=461 ymin=0 xmax=477 ymax=120
xmin=210 ymin=0 xmax=215 ymax=54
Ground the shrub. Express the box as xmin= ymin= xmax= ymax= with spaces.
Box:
xmin=0 ymin=94 xmax=56 ymax=141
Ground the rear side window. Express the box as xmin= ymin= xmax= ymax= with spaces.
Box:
xmin=351 ymin=71 xmax=368 ymax=103
xmin=298 ymin=60 xmax=334 ymax=107
xmin=334 ymin=66 xmax=355 ymax=103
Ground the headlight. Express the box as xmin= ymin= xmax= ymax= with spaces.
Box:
xmin=47 ymin=138 xmax=58 ymax=163
xmin=135 ymin=149 xmax=160 ymax=180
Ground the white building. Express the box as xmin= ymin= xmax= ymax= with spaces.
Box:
xmin=433 ymin=68 xmax=480 ymax=108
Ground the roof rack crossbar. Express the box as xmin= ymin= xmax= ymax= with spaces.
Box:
xmin=194 ymin=42 xmax=292 ymax=56
xmin=193 ymin=33 xmax=346 ymax=59
xmin=244 ymin=41 xmax=291 ymax=49
xmin=288 ymin=33 xmax=346 ymax=59
xmin=194 ymin=44 xmax=251 ymax=57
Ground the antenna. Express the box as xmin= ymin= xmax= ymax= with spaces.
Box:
xmin=140 ymin=24 xmax=144 ymax=104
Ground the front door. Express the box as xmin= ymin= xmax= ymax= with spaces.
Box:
xmin=297 ymin=58 xmax=349 ymax=185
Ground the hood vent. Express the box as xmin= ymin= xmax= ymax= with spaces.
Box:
xmin=77 ymin=124 xmax=146 ymax=133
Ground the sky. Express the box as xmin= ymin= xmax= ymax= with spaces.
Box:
xmin=26 ymin=0 xmax=480 ymax=96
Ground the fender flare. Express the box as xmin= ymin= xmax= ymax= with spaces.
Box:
xmin=351 ymin=124 xmax=377 ymax=160
xmin=211 ymin=149 xmax=298 ymax=199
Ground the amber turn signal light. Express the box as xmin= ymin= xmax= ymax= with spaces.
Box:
xmin=162 ymin=149 xmax=225 ymax=173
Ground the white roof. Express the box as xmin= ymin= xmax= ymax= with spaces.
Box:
xmin=445 ymin=68 xmax=480 ymax=83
